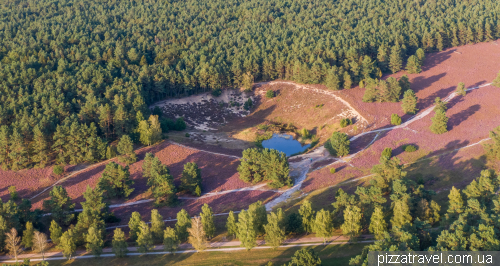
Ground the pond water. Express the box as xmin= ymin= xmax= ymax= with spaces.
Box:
xmin=261 ymin=134 xmax=311 ymax=157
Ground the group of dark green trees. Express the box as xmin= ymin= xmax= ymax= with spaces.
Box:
xmin=237 ymin=148 xmax=292 ymax=189
xmin=1 ymin=0 xmax=499 ymax=172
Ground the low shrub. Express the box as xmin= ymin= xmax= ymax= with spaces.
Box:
xmin=404 ymin=145 xmax=417 ymax=152
xmin=391 ymin=114 xmax=402 ymax=126
xmin=266 ymin=90 xmax=275 ymax=98
xmin=381 ymin=147 xmax=392 ymax=159
xmin=330 ymin=168 xmax=336 ymax=174
xmin=340 ymin=118 xmax=352 ymax=128
xmin=211 ymin=88 xmax=222 ymax=97
xmin=185 ymin=133 xmax=190 ymax=137
xmin=53 ymin=165 xmax=64 ymax=175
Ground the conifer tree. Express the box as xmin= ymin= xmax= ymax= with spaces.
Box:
xmin=298 ymin=200 xmax=315 ymax=234
xmin=313 ymin=209 xmax=333 ymax=244
xmin=0 ymin=125 xmax=9 ymax=170
xmin=188 ymin=217 xmax=207 ymax=252
xmin=485 ymin=126 xmax=500 ymax=160
xmin=49 ymin=220 xmax=63 ymax=245
xmin=128 ymin=212 xmax=143 ymax=241
xmin=148 ymin=115 xmax=162 ymax=145
xmin=264 ymin=208 xmax=285 ymax=249
xmin=390 ymin=200 xmax=412 ymax=229
xmin=289 ymin=248 xmax=322 ymax=266
xmin=429 ymin=200 xmax=441 ymax=226
xmin=137 ymin=221 xmax=154 ymax=253
xmin=163 ymin=227 xmax=179 ymax=254
xmin=493 ymin=70 xmax=500 ymax=88
xmin=21 ymin=221 xmax=34 ymax=250
xmin=112 ymin=228 xmax=128 ymax=257
xmin=31 ymin=125 xmax=49 ymax=168
xmin=341 ymin=205 xmax=362 ymax=238
xmin=150 ymin=209 xmax=165 ymax=241
xmin=74 ymin=185 xmax=107 ymax=243
xmin=401 ymin=89 xmax=418 ymax=114
xmin=236 ymin=209 xmax=257 ymax=250
xmin=85 ymin=226 xmax=104 ymax=257
xmin=343 ymin=72 xmax=352 ymax=89
xmin=180 ymin=162 xmax=202 ymax=196
xmin=447 ymin=187 xmax=464 ymax=215
xmin=59 ymin=229 xmax=76 ymax=260
xmin=391 ymin=114 xmax=402 ymax=126
xmin=138 ymin=120 xmax=151 ymax=146
xmin=405 ymin=55 xmax=421 ymax=74
xmin=456 ymin=82 xmax=466 ymax=96
xmin=325 ymin=69 xmax=340 ymax=90
xmin=369 ymin=207 xmax=387 ymax=240
xmin=117 ymin=135 xmax=136 ymax=164
xmin=200 ymin=204 xmax=215 ymax=239
xmin=97 ymin=162 xmax=135 ymax=199
xmin=434 ymin=97 xmax=447 ymax=113
xmin=415 ymin=48 xmax=426 ymax=63
xmin=377 ymin=44 xmax=389 ymax=72
xmin=399 ymin=75 xmax=412 ymax=93
xmin=43 ymin=186 xmax=75 ymax=226
xmin=389 ymin=44 xmax=402 ymax=73
xmin=9 ymin=128 xmax=28 ymax=171
xmin=371 ymin=156 xmax=407 ymax=192
xmin=226 ymin=211 xmax=238 ymax=238
xmin=430 ymin=109 xmax=448 ymax=134
xmin=248 ymin=201 xmax=267 ymax=235
xmin=326 ymin=132 xmax=350 ymax=157
xmin=33 ymin=231 xmax=48 ymax=261
xmin=175 ymin=209 xmax=191 ymax=242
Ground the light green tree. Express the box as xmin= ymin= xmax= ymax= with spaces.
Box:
xmin=236 ymin=209 xmax=257 ymax=250
xmin=21 ymin=221 xmax=34 ymax=250
xmin=163 ymin=227 xmax=179 ymax=254
xmin=59 ymin=229 xmax=76 ymax=260
xmin=369 ymin=207 xmax=387 ymax=240
xmin=200 ymin=204 xmax=215 ymax=239
xmin=137 ymin=221 xmax=154 ymax=253
xmin=150 ymin=209 xmax=165 ymax=241
xmin=298 ymin=200 xmax=315 ymax=234
xmin=49 ymin=220 xmax=63 ymax=245
xmin=226 ymin=211 xmax=238 ymax=238
xmin=85 ymin=226 xmax=104 ymax=257
xmin=313 ymin=209 xmax=333 ymax=244
xmin=175 ymin=209 xmax=192 ymax=242
xmin=264 ymin=208 xmax=286 ymax=249
xmin=341 ymin=205 xmax=362 ymax=238
xmin=128 ymin=212 xmax=142 ymax=241
xmin=112 ymin=228 xmax=128 ymax=257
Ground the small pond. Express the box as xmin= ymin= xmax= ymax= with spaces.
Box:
xmin=261 ymin=134 xmax=311 ymax=157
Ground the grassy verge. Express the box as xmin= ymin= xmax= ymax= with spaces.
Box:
xmin=23 ymin=243 xmax=366 ymax=266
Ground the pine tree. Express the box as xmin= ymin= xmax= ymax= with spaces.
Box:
xmin=97 ymin=162 xmax=135 ymax=199
xmin=377 ymin=44 xmax=389 ymax=72
xmin=175 ymin=209 xmax=191 ymax=242
xmin=429 ymin=200 xmax=441 ymax=226
xmin=415 ymin=48 xmax=426 ymax=63
xmin=389 ymin=44 xmax=402 ymax=73
xmin=21 ymin=221 xmax=34 ymax=250
xmin=180 ymin=162 xmax=202 ymax=195
xmin=341 ymin=205 xmax=362 ymax=238
xmin=391 ymin=114 xmax=402 ymax=126
xmin=447 ymin=187 xmax=464 ymax=215
xmin=5 ymin=228 xmax=22 ymax=262
xmin=117 ymin=135 xmax=136 ymax=164
xmin=371 ymin=156 xmax=407 ymax=192
xmin=31 ymin=125 xmax=49 ymax=168
xmin=33 ymin=231 xmax=48 ymax=261
xmin=0 ymin=125 xmax=9 ymax=170
xmin=434 ymin=97 xmax=447 ymax=113
xmin=236 ymin=209 xmax=257 ymax=250
xmin=59 ymin=229 xmax=76 ymax=260
xmin=493 ymin=70 xmax=500 ymax=88
xmin=226 ymin=211 xmax=238 ymax=238
xmin=163 ymin=227 xmax=179 ymax=254
xmin=188 ymin=217 xmax=207 ymax=252
xmin=456 ymin=82 xmax=466 ymax=96
xmin=112 ymin=228 xmax=128 ymax=257
xmin=85 ymin=226 xmax=104 ymax=257
xmin=288 ymin=248 xmax=322 ymax=266
xmin=430 ymin=109 xmax=448 ymax=134
xmin=49 ymin=220 xmax=63 ymax=245
xmin=248 ymin=201 xmax=267 ymax=235
xmin=325 ymin=69 xmax=340 ymax=90
xmin=264 ymin=208 xmax=285 ymax=249
xmin=150 ymin=209 xmax=165 ymax=241
xmin=405 ymin=55 xmax=421 ymax=74
xmin=343 ymin=72 xmax=352 ymax=89
xmin=325 ymin=132 xmax=350 ymax=157
xmin=138 ymin=120 xmax=151 ymax=146
xmin=390 ymin=200 xmax=412 ymax=229
xmin=200 ymin=204 xmax=215 ymax=239
xmin=313 ymin=209 xmax=333 ymax=244
xmin=43 ymin=186 xmax=75 ymax=226
xmin=128 ymin=212 xmax=143 ymax=241
xmin=74 ymin=185 xmax=107 ymax=243
xmin=369 ymin=207 xmax=387 ymax=240
xmin=148 ymin=115 xmax=163 ymax=145
xmin=137 ymin=221 xmax=154 ymax=253
xmin=401 ymin=89 xmax=418 ymax=114
xmin=9 ymin=128 xmax=28 ymax=171
xmin=298 ymin=200 xmax=315 ymax=234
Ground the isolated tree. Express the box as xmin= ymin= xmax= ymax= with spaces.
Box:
xmin=85 ymin=226 xmax=104 ymax=257
xmin=33 ymin=231 xmax=48 ymax=261
xmin=456 ymin=82 xmax=466 ymax=96
xmin=97 ymin=162 xmax=135 ymax=199
xmin=43 ymin=186 xmax=75 ymax=226
xmin=493 ymin=70 xmax=500 ymax=88
xmin=434 ymin=97 xmax=447 ymax=113
xmin=341 ymin=205 xmax=362 ymax=238
xmin=390 ymin=200 xmax=412 ymax=229
xmin=326 ymin=132 xmax=350 ymax=157
xmin=391 ymin=114 xmax=402 ymax=126
xmin=237 ymin=148 xmax=291 ymax=188
xmin=485 ymin=126 xmax=500 ymax=160
xmin=163 ymin=227 xmax=179 ymax=254
xmin=49 ymin=220 xmax=63 ymax=245
xmin=288 ymin=248 xmax=322 ymax=266
xmin=430 ymin=109 xmax=448 ymax=134
xmin=389 ymin=44 xmax=402 ymax=73
xmin=313 ymin=209 xmax=333 ymax=244
xmin=175 ymin=209 xmax=192 ymax=242
xmin=264 ymin=208 xmax=286 ymax=249
xmin=137 ymin=221 xmax=154 ymax=253
xmin=5 ymin=228 xmax=22 ymax=262
xmin=59 ymin=229 xmax=76 ymax=260
xmin=401 ymin=89 xmax=418 ymax=114
xmin=144 ymin=154 xmax=177 ymax=206
xmin=236 ymin=209 xmax=257 ymax=250
xmin=21 ymin=222 xmax=34 ymax=250
xmin=381 ymin=148 xmax=392 ymax=160
xmin=200 ymin=204 xmax=215 ymax=239
xmin=112 ymin=228 xmax=128 ymax=257
xmin=405 ymin=55 xmax=421 ymax=74
xmin=226 ymin=211 xmax=238 ymax=238
xmin=298 ymin=200 xmax=315 ymax=234
xmin=150 ymin=209 xmax=165 ymax=241
xmin=128 ymin=212 xmax=143 ymax=241
xmin=180 ymin=162 xmax=202 ymax=195
xmin=369 ymin=207 xmax=388 ymax=240
xmin=188 ymin=217 xmax=207 ymax=252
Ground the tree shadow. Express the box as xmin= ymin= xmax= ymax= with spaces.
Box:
xmin=421 ymin=50 xmax=454 ymax=72
xmin=418 ymin=85 xmax=455 ymax=109
xmin=448 ymin=104 xmax=481 ymax=130
xmin=411 ymin=73 xmax=447 ymax=94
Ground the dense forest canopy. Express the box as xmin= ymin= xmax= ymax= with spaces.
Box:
xmin=0 ymin=0 xmax=499 ymax=169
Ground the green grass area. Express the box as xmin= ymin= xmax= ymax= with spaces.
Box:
xmin=24 ymin=244 xmax=366 ymax=266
